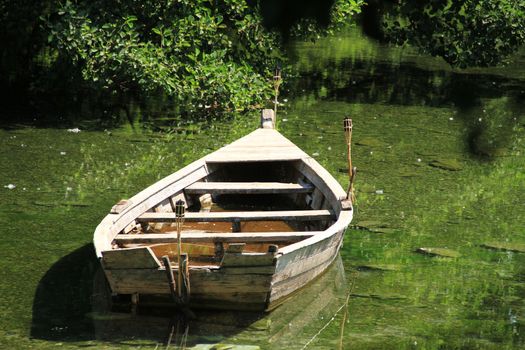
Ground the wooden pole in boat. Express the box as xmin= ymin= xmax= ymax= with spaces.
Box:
xmin=273 ymin=66 xmax=282 ymax=120
xmin=344 ymin=117 xmax=356 ymax=203
xmin=175 ymin=200 xmax=185 ymax=300
xmin=162 ymin=256 xmax=177 ymax=301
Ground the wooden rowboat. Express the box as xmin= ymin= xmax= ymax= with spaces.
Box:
xmin=94 ymin=110 xmax=353 ymax=311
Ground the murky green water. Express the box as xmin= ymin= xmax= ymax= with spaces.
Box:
xmin=1 ymin=28 xmax=525 ymax=349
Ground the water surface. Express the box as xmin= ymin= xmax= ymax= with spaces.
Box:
xmin=1 ymin=27 xmax=524 ymax=349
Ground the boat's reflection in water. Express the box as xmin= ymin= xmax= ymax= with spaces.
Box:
xmin=91 ymin=255 xmax=349 ymax=349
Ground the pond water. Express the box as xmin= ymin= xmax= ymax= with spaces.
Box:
xmin=1 ymin=27 xmax=525 ymax=349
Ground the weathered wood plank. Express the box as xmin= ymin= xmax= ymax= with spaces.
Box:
xmin=94 ymin=161 xmax=211 ymax=258
xmin=115 ymin=231 xmax=318 ymax=244
xmin=296 ymin=158 xmax=347 ymax=213
xmin=221 ymin=252 xmax=277 ymax=267
xmin=272 ymin=240 xmax=340 ymax=284
xmin=148 ymin=242 xmax=216 ymax=257
xmin=111 ymin=161 xmax=208 ymax=227
xmin=137 ymin=210 xmax=334 ymax=223
xmin=277 ymin=210 xmax=352 ymax=257
xmin=152 ymin=198 xmax=173 ymax=231
xmin=191 ymin=292 xmax=269 ymax=305
xmin=102 ymin=247 xmax=161 ymax=269
xmin=205 ymin=129 xmax=308 ymax=163
xmin=185 ymin=181 xmax=314 ymax=194
xmin=219 ymin=265 xmax=276 ymax=275
xmin=205 ymin=151 xmax=306 ymax=163
xmin=226 ymin=243 xmax=246 ymax=253
xmin=110 ymin=199 xmax=132 ymax=214
xmin=212 ymin=129 xmax=298 ymax=148
xmin=275 ymin=224 xmax=346 ymax=272
xmin=310 ymin=187 xmax=324 ymax=210
xmin=105 ymin=268 xmax=272 ymax=294
xmin=269 ymin=254 xmax=336 ymax=303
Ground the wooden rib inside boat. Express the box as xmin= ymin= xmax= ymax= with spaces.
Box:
xmin=93 ymin=109 xmax=353 ymax=311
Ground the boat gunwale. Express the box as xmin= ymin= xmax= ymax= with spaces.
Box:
xmin=93 ymin=157 xmax=209 ymax=258
xmin=93 ymin=129 xmax=353 ymax=261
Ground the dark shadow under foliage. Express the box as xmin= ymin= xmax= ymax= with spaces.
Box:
xmin=259 ymin=0 xmax=335 ymax=40
xmin=287 ymin=52 xmax=525 ymax=160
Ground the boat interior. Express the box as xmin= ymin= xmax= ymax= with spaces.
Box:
xmin=112 ymin=160 xmax=338 ymax=267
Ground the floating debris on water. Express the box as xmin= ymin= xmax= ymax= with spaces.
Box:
xmin=352 ymin=221 xmax=397 ymax=233
xmin=375 ymin=189 xmax=384 ymax=195
xmin=67 ymin=128 xmax=81 ymax=133
xmin=350 ymin=293 xmax=407 ymax=301
xmin=480 ymin=242 xmax=525 ymax=253
xmin=4 ymin=184 xmax=16 ymax=190
xmin=60 ymin=151 xmax=67 ymax=155
xmin=416 ymin=247 xmax=461 ymax=258
xmin=428 ymin=158 xmax=462 ymax=171
xmin=356 ymin=264 xmax=400 ymax=272
xmin=247 ymin=318 xmax=271 ymax=331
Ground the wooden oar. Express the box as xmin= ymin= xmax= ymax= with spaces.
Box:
xmin=344 ymin=117 xmax=356 ymax=203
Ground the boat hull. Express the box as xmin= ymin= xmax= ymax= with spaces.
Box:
xmin=101 ymin=223 xmax=347 ymax=311
xmin=94 ymin=111 xmax=353 ymax=311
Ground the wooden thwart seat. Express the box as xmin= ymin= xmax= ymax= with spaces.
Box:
xmin=185 ymin=181 xmax=314 ymax=194
xmin=115 ymin=231 xmax=320 ymax=244
xmin=137 ymin=210 xmax=334 ymax=223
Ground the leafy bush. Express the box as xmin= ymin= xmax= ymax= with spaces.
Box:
xmin=383 ymin=0 xmax=525 ymax=67
xmin=1 ymin=0 xmax=362 ymax=120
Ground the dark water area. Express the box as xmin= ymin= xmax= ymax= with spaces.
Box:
xmin=1 ymin=27 xmax=525 ymax=349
